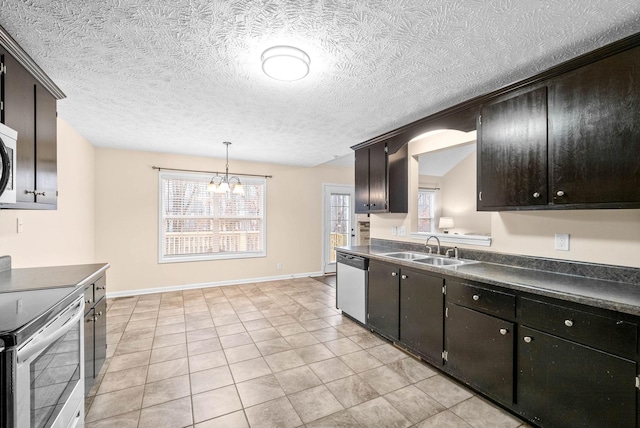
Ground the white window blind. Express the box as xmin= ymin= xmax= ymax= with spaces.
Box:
xmin=158 ymin=171 xmax=266 ymax=263
xmin=417 ymin=189 xmax=436 ymax=233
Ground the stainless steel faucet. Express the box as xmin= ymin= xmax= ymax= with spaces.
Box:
xmin=425 ymin=236 xmax=441 ymax=255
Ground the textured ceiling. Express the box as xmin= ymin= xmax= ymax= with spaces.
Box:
xmin=0 ymin=1 xmax=639 ymax=167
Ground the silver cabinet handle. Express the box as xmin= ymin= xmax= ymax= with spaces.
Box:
xmin=556 ymin=190 xmax=565 ymax=197
xmin=97 ymin=311 xmax=103 ymax=317
xmin=401 ymin=275 xmax=407 ymax=280
xmin=523 ymin=336 xmax=532 ymax=343
xmin=500 ymin=328 xmax=508 ymax=335
xmin=391 ymin=272 xmax=397 ymax=277
xmin=533 ymin=192 xmax=540 ymax=198
xmin=86 ymin=298 xmax=93 ymax=304
xmin=472 ymin=294 xmax=480 ymax=301
xmin=564 ymin=319 xmax=574 ymax=327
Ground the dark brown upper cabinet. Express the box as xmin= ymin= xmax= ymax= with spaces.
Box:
xmin=355 ymin=141 xmax=407 ymax=214
xmin=547 ymin=45 xmax=640 ymax=207
xmin=0 ymin=30 xmax=64 ymax=209
xmin=478 ymin=43 xmax=640 ymax=211
xmin=355 ymin=32 xmax=640 ymax=213
xmin=477 ymin=87 xmax=548 ymax=210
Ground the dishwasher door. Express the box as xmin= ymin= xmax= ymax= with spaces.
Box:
xmin=336 ymin=253 xmax=368 ymax=325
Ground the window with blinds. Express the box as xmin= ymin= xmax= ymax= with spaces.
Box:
xmin=417 ymin=189 xmax=436 ymax=233
xmin=158 ymin=171 xmax=266 ymax=263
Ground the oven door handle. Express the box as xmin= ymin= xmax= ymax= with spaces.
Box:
xmin=16 ymin=298 xmax=84 ymax=364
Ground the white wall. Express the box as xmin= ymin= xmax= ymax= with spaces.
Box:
xmin=94 ymin=148 xmax=354 ymax=294
xmin=0 ymin=119 xmax=96 ymax=267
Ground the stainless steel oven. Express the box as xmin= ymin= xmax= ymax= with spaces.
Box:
xmin=1 ymin=289 xmax=84 ymax=428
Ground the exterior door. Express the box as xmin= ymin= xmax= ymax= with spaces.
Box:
xmin=323 ymin=184 xmax=354 ymax=273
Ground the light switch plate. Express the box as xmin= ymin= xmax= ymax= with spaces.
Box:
xmin=391 ymin=226 xmax=397 ymax=236
xmin=398 ymin=226 xmax=406 ymax=236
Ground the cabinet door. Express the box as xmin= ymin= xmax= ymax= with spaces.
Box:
xmin=35 ymin=84 xmax=57 ymax=206
xmin=367 ymin=260 xmax=399 ymax=340
xmin=518 ymin=326 xmax=636 ymax=428
xmin=368 ymin=142 xmax=387 ymax=212
xmin=354 ymin=148 xmax=370 ymax=213
xmin=478 ymin=87 xmax=548 ymax=209
xmin=400 ymin=268 xmax=443 ymax=363
xmin=548 ymin=46 xmax=640 ymax=206
xmin=84 ymin=309 xmax=95 ymax=394
xmin=2 ymin=49 xmax=36 ymax=203
xmin=94 ymin=297 xmax=107 ymax=379
xmin=445 ymin=303 xmax=514 ymax=404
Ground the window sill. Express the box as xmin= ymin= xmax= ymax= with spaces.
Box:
xmin=410 ymin=232 xmax=492 ymax=247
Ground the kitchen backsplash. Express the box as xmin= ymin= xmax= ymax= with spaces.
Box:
xmin=370 ymin=238 xmax=640 ymax=285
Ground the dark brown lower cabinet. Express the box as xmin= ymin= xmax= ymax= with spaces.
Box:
xmin=445 ymin=303 xmax=514 ymax=405
xmin=400 ymin=268 xmax=443 ymax=363
xmin=517 ymin=326 xmax=636 ymax=428
xmin=367 ymin=260 xmax=400 ymax=341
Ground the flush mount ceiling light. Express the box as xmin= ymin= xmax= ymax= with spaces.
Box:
xmin=207 ymin=142 xmax=244 ymax=195
xmin=261 ymin=46 xmax=310 ymax=81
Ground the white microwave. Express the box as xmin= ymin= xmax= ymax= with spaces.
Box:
xmin=0 ymin=123 xmax=17 ymax=204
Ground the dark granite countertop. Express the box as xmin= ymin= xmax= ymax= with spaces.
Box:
xmin=336 ymin=245 xmax=640 ymax=317
xmin=0 ymin=263 xmax=110 ymax=293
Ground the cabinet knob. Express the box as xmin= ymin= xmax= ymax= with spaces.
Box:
xmin=532 ymin=192 xmax=540 ymax=198
xmin=86 ymin=298 xmax=92 ymax=304
xmin=391 ymin=272 xmax=397 ymax=277
xmin=556 ymin=190 xmax=565 ymax=197
xmin=564 ymin=319 xmax=574 ymax=327
xmin=401 ymin=274 xmax=407 ymax=280
xmin=364 ymin=203 xmax=369 ymax=207
xmin=371 ymin=203 xmax=376 ymax=207
xmin=97 ymin=311 xmax=103 ymax=317
xmin=499 ymin=328 xmax=508 ymax=335
xmin=96 ymin=286 xmax=106 ymax=290
xmin=523 ymin=336 xmax=532 ymax=343
xmin=472 ymin=294 xmax=480 ymax=301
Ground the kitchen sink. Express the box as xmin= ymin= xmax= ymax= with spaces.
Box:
xmin=380 ymin=252 xmax=431 ymax=260
xmin=413 ymin=256 xmax=478 ymax=267
xmin=379 ymin=251 xmax=479 ymax=268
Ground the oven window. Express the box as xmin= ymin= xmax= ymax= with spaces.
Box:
xmin=30 ymin=322 xmax=80 ymax=428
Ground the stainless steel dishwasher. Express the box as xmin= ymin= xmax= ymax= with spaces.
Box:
xmin=336 ymin=253 xmax=368 ymax=324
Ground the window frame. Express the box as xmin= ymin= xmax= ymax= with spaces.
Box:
xmin=157 ymin=170 xmax=267 ymax=263
xmin=417 ymin=188 xmax=436 ymax=234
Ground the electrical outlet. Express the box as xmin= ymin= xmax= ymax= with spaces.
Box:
xmin=391 ymin=226 xmax=397 ymax=236
xmin=276 ymin=262 xmax=282 ymax=270
xmin=555 ymin=233 xmax=570 ymax=251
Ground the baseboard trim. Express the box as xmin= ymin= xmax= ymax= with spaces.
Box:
xmin=106 ymin=271 xmax=325 ymax=299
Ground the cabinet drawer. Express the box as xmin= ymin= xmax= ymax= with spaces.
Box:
xmin=519 ymin=297 xmax=637 ymax=356
xmin=94 ymin=276 xmax=106 ymax=302
xmin=447 ymin=281 xmax=515 ymax=318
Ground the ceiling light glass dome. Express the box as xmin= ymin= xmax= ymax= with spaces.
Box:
xmin=261 ymin=46 xmax=310 ymax=81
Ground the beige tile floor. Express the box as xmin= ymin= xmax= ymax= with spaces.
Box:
xmin=85 ymin=277 xmax=530 ymax=428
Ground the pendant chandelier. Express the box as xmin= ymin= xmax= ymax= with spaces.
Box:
xmin=207 ymin=142 xmax=244 ymax=194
